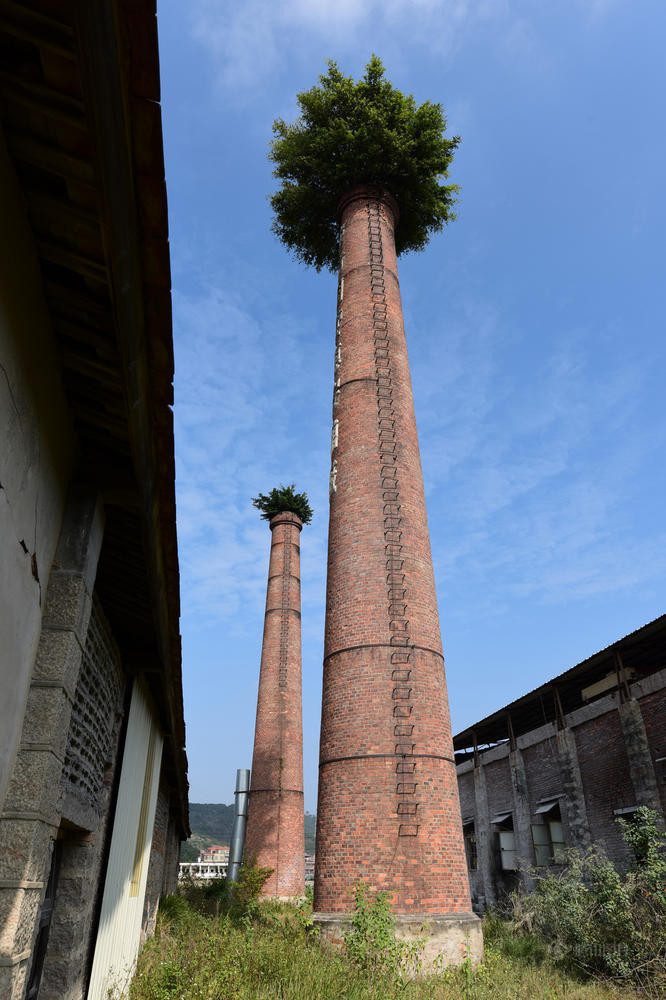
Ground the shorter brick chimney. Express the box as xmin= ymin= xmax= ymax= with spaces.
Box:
xmin=245 ymin=511 xmax=305 ymax=897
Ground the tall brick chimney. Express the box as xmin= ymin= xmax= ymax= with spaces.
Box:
xmin=245 ymin=511 xmax=305 ymax=897
xmin=315 ymin=186 xmax=480 ymax=959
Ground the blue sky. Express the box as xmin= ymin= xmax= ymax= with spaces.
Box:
xmin=157 ymin=0 xmax=666 ymax=812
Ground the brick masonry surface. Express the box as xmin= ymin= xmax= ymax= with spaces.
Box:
xmin=245 ymin=512 xmax=305 ymax=897
xmin=315 ymin=186 xmax=471 ymax=915
xmin=575 ymin=708 xmax=637 ymax=865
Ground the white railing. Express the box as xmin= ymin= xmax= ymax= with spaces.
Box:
xmin=178 ymin=861 xmax=227 ymax=880
xmin=179 ymin=858 xmax=316 ymax=882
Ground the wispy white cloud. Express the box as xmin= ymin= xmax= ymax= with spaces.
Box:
xmin=415 ymin=308 xmax=664 ymax=610
xmin=190 ymin=0 xmax=511 ymax=97
xmin=173 ymin=284 xmax=331 ymax=632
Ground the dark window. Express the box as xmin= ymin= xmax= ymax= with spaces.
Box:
xmin=531 ymin=803 xmax=565 ymax=865
xmin=463 ymin=822 xmax=477 ymax=870
xmin=492 ymin=813 xmax=517 ymax=870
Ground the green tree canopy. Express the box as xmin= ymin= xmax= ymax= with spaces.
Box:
xmin=270 ymin=55 xmax=460 ymax=272
xmin=251 ymin=484 xmax=313 ymax=524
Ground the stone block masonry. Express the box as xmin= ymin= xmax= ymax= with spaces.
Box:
xmin=315 ymin=186 xmax=480 ymax=961
xmin=245 ymin=512 xmax=305 ymax=897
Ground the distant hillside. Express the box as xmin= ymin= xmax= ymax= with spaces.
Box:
xmin=180 ymin=804 xmax=316 ymax=861
xmin=180 ymin=803 xmax=235 ymax=862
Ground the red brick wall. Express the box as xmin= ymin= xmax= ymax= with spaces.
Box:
xmin=521 ymin=738 xmax=576 ymax=845
xmin=574 ymin=709 xmax=635 ymax=865
xmin=315 ymin=187 xmax=471 ymax=915
xmin=482 ymin=757 xmax=513 ymax=818
xmin=457 ymin=769 xmax=475 ymax=821
xmin=246 ymin=512 xmax=305 ymax=896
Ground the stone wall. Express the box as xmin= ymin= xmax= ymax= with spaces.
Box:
xmin=0 ymin=490 xmax=104 ymax=1000
xmin=38 ymin=599 xmax=126 ymax=1000
xmin=0 ymin=127 xmax=74 ymax=816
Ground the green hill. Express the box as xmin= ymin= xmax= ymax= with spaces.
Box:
xmin=180 ymin=804 xmax=316 ymax=861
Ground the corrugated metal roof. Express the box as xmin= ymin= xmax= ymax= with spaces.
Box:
xmin=454 ymin=614 xmax=666 ymax=752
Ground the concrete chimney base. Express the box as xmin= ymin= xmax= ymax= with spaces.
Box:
xmin=313 ymin=910 xmax=483 ymax=972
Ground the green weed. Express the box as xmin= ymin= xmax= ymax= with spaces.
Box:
xmin=121 ymin=893 xmax=639 ymax=1000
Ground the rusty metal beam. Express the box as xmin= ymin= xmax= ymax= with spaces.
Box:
xmin=614 ymin=649 xmax=632 ymax=703
xmin=553 ymin=686 xmax=566 ymax=730
xmin=507 ymin=713 xmax=517 ymax=752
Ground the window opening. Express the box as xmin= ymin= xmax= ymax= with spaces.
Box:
xmin=463 ymin=821 xmax=477 ymax=871
xmin=531 ymin=802 xmax=565 ymax=865
xmin=492 ymin=813 xmax=517 ymax=870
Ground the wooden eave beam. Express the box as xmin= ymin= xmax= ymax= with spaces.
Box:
xmin=6 ymin=131 xmax=95 ymax=184
xmin=56 ymin=317 xmax=118 ymax=358
xmin=0 ymin=1 xmax=74 ymax=57
xmin=60 ymin=349 xmax=121 ymax=385
xmin=36 ymin=238 xmax=107 ymax=283
xmin=0 ymin=69 xmax=85 ymax=128
xmin=26 ymin=189 xmax=101 ymax=234
xmin=43 ymin=279 xmax=111 ymax=320
xmin=69 ymin=401 xmax=127 ymax=439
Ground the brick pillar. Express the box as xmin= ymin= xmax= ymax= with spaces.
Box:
xmin=556 ymin=728 xmax=591 ymax=850
xmin=472 ymin=760 xmax=496 ymax=908
xmin=245 ymin=512 xmax=305 ymax=897
xmin=315 ymin=186 xmax=480 ymax=961
xmin=508 ymin=749 xmax=535 ymax=891
xmin=618 ymin=700 xmax=662 ymax=815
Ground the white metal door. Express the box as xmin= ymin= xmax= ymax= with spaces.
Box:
xmin=88 ymin=681 xmax=163 ymax=1000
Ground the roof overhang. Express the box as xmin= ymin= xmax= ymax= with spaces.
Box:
xmin=454 ymin=614 xmax=665 ymax=756
xmin=0 ymin=0 xmax=189 ymax=836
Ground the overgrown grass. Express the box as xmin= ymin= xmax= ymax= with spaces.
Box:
xmin=123 ymin=891 xmax=643 ymax=1000
xmin=123 ymin=812 xmax=665 ymax=998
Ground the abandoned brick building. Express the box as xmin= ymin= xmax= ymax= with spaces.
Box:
xmin=454 ymin=615 xmax=665 ymax=912
xmin=0 ymin=2 xmax=188 ymax=998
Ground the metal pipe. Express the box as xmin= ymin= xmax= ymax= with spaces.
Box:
xmin=227 ymin=768 xmax=250 ymax=884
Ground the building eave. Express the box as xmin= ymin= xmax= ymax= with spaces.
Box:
xmin=454 ymin=614 xmax=666 ymax=755
xmin=0 ymin=0 xmax=189 ymax=836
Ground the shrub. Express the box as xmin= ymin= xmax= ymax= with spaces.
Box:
xmin=174 ymin=861 xmax=273 ymax=923
xmin=343 ymin=881 xmax=423 ymax=977
xmin=509 ymin=808 xmax=666 ymax=991
xmin=157 ymin=893 xmax=190 ymax=927
xmin=230 ymin=860 xmax=274 ymax=920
